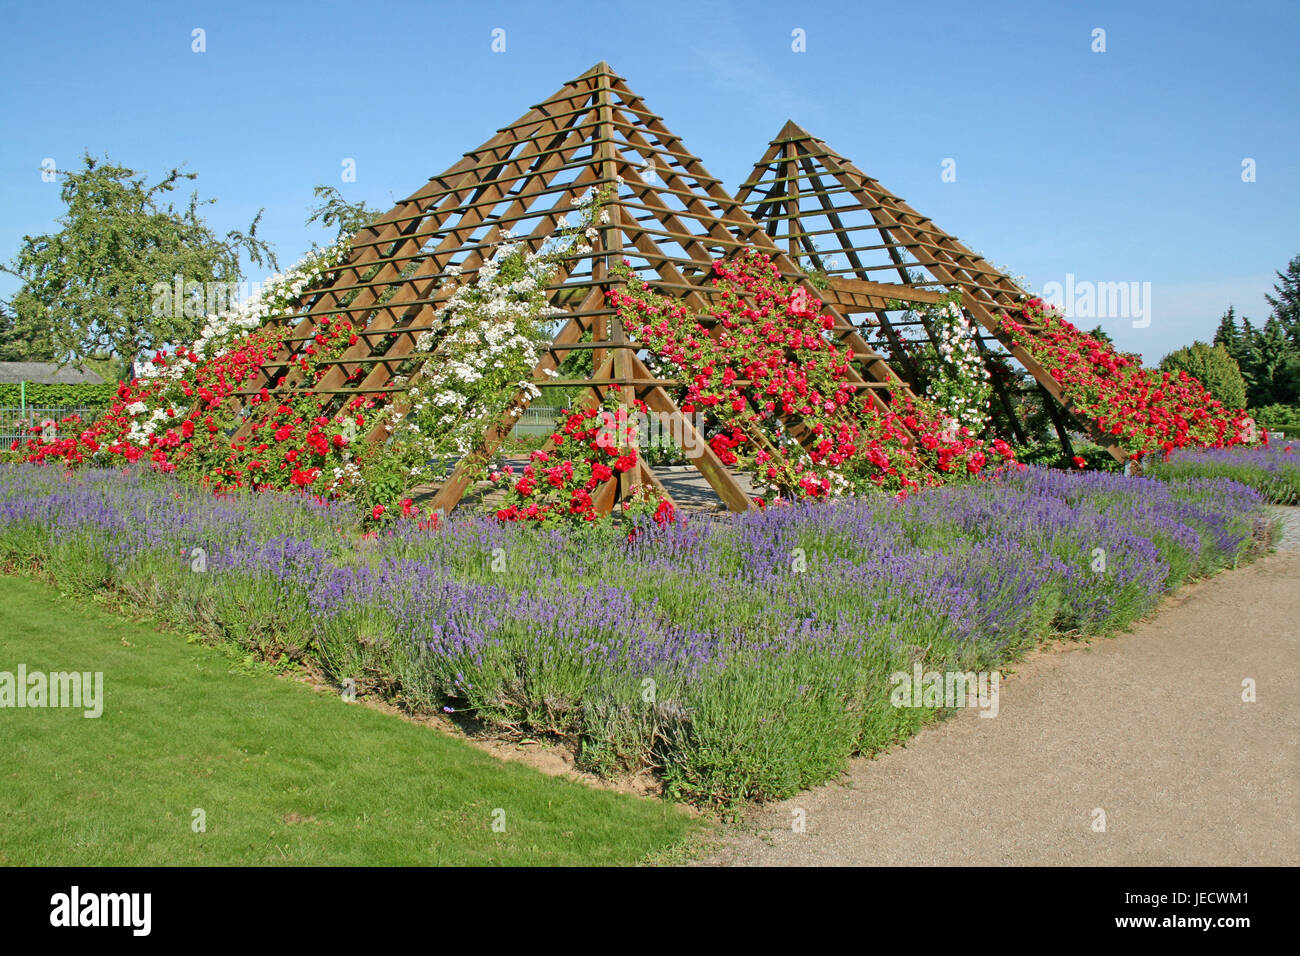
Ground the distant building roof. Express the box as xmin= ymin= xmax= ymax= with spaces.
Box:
xmin=0 ymin=362 xmax=105 ymax=385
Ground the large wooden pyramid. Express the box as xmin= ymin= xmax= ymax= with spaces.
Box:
xmin=736 ymin=121 xmax=1124 ymax=462
xmin=226 ymin=63 xmax=954 ymax=514
xmin=223 ymin=65 xmax=1119 ymax=517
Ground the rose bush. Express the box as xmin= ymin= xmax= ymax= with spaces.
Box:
xmin=10 ymin=195 xmax=610 ymax=519
xmin=26 ymin=230 xmax=1251 ymax=518
xmin=999 ymin=298 xmax=1259 ymax=460
xmin=491 ymin=387 xmax=675 ymax=525
xmin=883 ymin=293 xmax=992 ymax=435
xmin=608 ymin=249 xmax=1015 ymax=500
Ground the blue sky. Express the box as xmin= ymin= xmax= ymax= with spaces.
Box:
xmin=1 ymin=0 xmax=1296 ymax=360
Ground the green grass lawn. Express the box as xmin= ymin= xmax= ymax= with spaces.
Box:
xmin=0 ymin=575 xmax=698 ymax=865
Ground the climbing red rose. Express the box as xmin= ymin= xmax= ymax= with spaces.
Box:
xmin=999 ymin=299 xmax=1257 ymax=459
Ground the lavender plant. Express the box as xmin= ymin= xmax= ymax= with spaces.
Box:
xmin=1147 ymin=442 xmax=1300 ymax=504
xmin=0 ymin=462 xmax=1273 ymax=806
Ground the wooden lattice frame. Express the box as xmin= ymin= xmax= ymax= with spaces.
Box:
xmin=224 ymin=63 xmax=958 ymax=514
xmin=737 ymin=121 xmax=1125 ymax=463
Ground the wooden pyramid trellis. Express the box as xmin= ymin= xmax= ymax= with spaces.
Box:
xmin=736 ymin=121 xmax=1125 ymax=463
xmin=226 ymin=63 xmax=948 ymax=515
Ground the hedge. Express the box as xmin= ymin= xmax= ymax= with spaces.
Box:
xmin=1248 ymin=404 xmax=1300 ymax=438
xmin=0 ymin=382 xmax=119 ymax=408
xmin=1251 ymin=403 xmax=1300 ymax=426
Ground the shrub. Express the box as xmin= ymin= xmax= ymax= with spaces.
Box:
xmin=0 ymin=382 xmax=117 ymax=407
xmin=1250 ymin=403 xmax=1300 ymax=436
xmin=1158 ymin=341 xmax=1248 ymax=410
xmin=1000 ymin=300 xmax=1257 ymax=460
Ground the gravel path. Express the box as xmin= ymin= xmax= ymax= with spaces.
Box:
xmin=1269 ymin=504 xmax=1300 ymax=551
xmin=705 ymin=510 xmax=1300 ymax=866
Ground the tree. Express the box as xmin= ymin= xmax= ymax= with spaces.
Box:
xmin=1213 ymin=306 xmax=1245 ymax=363
xmin=305 ymin=185 xmax=381 ymax=241
xmin=0 ymin=299 xmax=55 ymax=362
xmin=1243 ymin=316 xmax=1300 ymax=407
xmin=1158 ymin=340 xmax=1248 ymax=409
xmin=2 ymin=153 xmax=276 ymax=368
xmin=1265 ymin=254 xmax=1300 ymax=346
xmin=1211 ymin=255 xmax=1300 ymax=407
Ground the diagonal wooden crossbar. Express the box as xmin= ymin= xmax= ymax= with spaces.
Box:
xmin=736 ymin=121 xmax=1125 ymax=462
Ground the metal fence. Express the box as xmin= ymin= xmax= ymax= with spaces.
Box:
xmin=509 ymin=406 xmax=559 ymax=437
xmin=0 ymin=406 xmax=105 ymax=449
